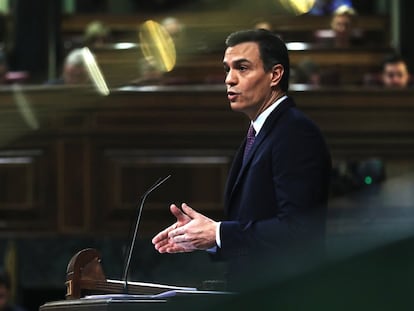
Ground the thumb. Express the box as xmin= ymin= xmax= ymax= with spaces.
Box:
xmin=181 ymin=203 xmax=200 ymax=218
xmin=170 ymin=204 xmax=191 ymax=222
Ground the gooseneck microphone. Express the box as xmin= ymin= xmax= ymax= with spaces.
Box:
xmin=122 ymin=175 xmax=171 ymax=293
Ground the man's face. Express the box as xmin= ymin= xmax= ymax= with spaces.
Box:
xmin=382 ymin=62 xmax=410 ymax=88
xmin=223 ymin=42 xmax=274 ymax=120
xmin=63 ymin=65 xmax=89 ymax=85
xmin=331 ymin=14 xmax=352 ymax=37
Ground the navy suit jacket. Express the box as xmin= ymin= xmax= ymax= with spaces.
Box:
xmin=216 ymin=97 xmax=331 ymax=289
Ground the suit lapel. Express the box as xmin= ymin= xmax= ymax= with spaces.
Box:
xmin=225 ymin=97 xmax=295 ymax=209
xmin=224 ymin=142 xmax=244 ymax=209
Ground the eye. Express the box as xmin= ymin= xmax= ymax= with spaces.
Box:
xmin=223 ymin=66 xmax=230 ymax=74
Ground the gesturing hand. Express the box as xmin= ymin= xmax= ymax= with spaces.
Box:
xmin=152 ymin=203 xmax=218 ymax=253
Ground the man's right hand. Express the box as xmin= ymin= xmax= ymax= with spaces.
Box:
xmin=151 ymin=203 xmax=192 ymax=253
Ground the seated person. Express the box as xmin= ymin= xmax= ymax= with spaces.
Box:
xmin=83 ymin=20 xmax=111 ymax=49
xmin=309 ymin=0 xmax=353 ymax=15
xmin=292 ymin=58 xmax=342 ymax=87
xmin=46 ymin=48 xmax=89 ymax=85
xmin=161 ymin=16 xmax=185 ymax=51
xmin=314 ymin=5 xmax=362 ymax=48
xmin=292 ymin=58 xmax=321 ymax=86
xmin=253 ymin=19 xmax=272 ymax=31
xmin=161 ymin=17 xmax=184 ymax=39
xmin=381 ymin=54 xmax=411 ymax=88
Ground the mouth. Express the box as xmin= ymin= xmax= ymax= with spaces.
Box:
xmin=227 ymin=91 xmax=239 ymax=102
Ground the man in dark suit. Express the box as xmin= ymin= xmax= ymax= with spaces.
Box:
xmin=152 ymin=29 xmax=331 ymax=291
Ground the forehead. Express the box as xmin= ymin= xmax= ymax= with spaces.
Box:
xmin=223 ymin=42 xmax=261 ymax=64
xmin=385 ymin=62 xmax=408 ymax=72
xmin=333 ymin=14 xmax=351 ymax=24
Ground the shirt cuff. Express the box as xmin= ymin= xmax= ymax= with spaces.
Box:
xmin=216 ymin=221 xmax=222 ymax=248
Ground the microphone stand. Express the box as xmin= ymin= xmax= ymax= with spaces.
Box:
xmin=122 ymin=175 xmax=171 ymax=294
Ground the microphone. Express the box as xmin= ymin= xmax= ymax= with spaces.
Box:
xmin=122 ymin=174 xmax=171 ymax=293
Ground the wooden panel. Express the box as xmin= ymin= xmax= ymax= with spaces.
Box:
xmin=0 ymin=157 xmax=34 ymax=208
xmin=0 ymin=149 xmax=56 ymax=231
xmin=1 ymin=85 xmax=414 ymax=235
xmin=57 ymin=140 xmax=91 ymax=233
xmin=93 ymin=150 xmax=232 ymax=236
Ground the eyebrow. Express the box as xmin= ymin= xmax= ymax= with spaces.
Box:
xmin=223 ymin=58 xmax=251 ymax=66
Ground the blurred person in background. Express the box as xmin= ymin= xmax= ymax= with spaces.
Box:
xmin=161 ymin=17 xmax=185 ymax=45
xmin=309 ymin=0 xmax=353 ymax=15
xmin=314 ymin=5 xmax=362 ymax=49
xmin=46 ymin=48 xmax=89 ymax=85
xmin=381 ymin=54 xmax=411 ymax=89
xmin=330 ymin=5 xmax=357 ymax=48
xmin=83 ymin=20 xmax=111 ymax=48
xmin=292 ymin=58 xmax=321 ymax=86
xmin=132 ymin=17 xmax=187 ymax=85
xmin=253 ymin=18 xmax=272 ymax=31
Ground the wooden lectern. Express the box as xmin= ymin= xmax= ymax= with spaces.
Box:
xmin=40 ymin=248 xmax=234 ymax=311
xmin=64 ymin=248 xmax=195 ymax=299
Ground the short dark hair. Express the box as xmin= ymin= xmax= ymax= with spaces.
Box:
xmin=225 ymin=29 xmax=290 ymax=92
xmin=382 ymin=54 xmax=407 ymax=71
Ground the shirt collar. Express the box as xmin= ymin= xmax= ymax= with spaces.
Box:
xmin=251 ymin=95 xmax=288 ymax=135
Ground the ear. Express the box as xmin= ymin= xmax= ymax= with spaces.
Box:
xmin=270 ymin=64 xmax=284 ymax=87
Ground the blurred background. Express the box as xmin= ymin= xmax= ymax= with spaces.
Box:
xmin=1 ymin=0 xmax=414 ymax=310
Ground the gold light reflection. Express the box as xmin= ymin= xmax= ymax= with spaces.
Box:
xmin=279 ymin=0 xmax=316 ymax=15
xmin=12 ymin=84 xmax=39 ymax=130
xmin=139 ymin=20 xmax=176 ymax=73
xmin=81 ymin=47 xmax=110 ymax=96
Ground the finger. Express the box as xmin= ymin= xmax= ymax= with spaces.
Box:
xmin=155 ymin=240 xmax=175 ymax=253
xmin=156 ymin=243 xmax=175 ymax=253
xmin=170 ymin=204 xmax=192 ymax=222
xmin=152 ymin=230 xmax=167 ymax=244
xmin=181 ymin=203 xmax=200 ymax=218
xmin=153 ymin=236 xmax=171 ymax=249
xmin=156 ymin=240 xmax=184 ymax=253
xmin=166 ymin=244 xmax=195 ymax=253
xmin=152 ymin=223 xmax=176 ymax=244
xmin=152 ymin=227 xmax=170 ymax=244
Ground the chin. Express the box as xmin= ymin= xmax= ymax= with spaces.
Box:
xmin=229 ymin=101 xmax=244 ymax=112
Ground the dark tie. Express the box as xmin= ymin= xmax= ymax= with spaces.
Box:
xmin=243 ymin=124 xmax=256 ymax=164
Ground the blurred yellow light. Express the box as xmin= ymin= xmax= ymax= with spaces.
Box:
xmin=279 ymin=0 xmax=316 ymax=15
xmin=139 ymin=20 xmax=176 ymax=73
xmin=81 ymin=47 xmax=110 ymax=96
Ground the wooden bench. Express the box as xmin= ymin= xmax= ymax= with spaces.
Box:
xmin=88 ymin=44 xmax=392 ymax=86
xmin=61 ymin=13 xmax=390 ymax=45
xmin=60 ymin=12 xmax=391 ymax=86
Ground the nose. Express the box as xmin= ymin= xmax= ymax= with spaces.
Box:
xmin=225 ymin=68 xmax=237 ymax=85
